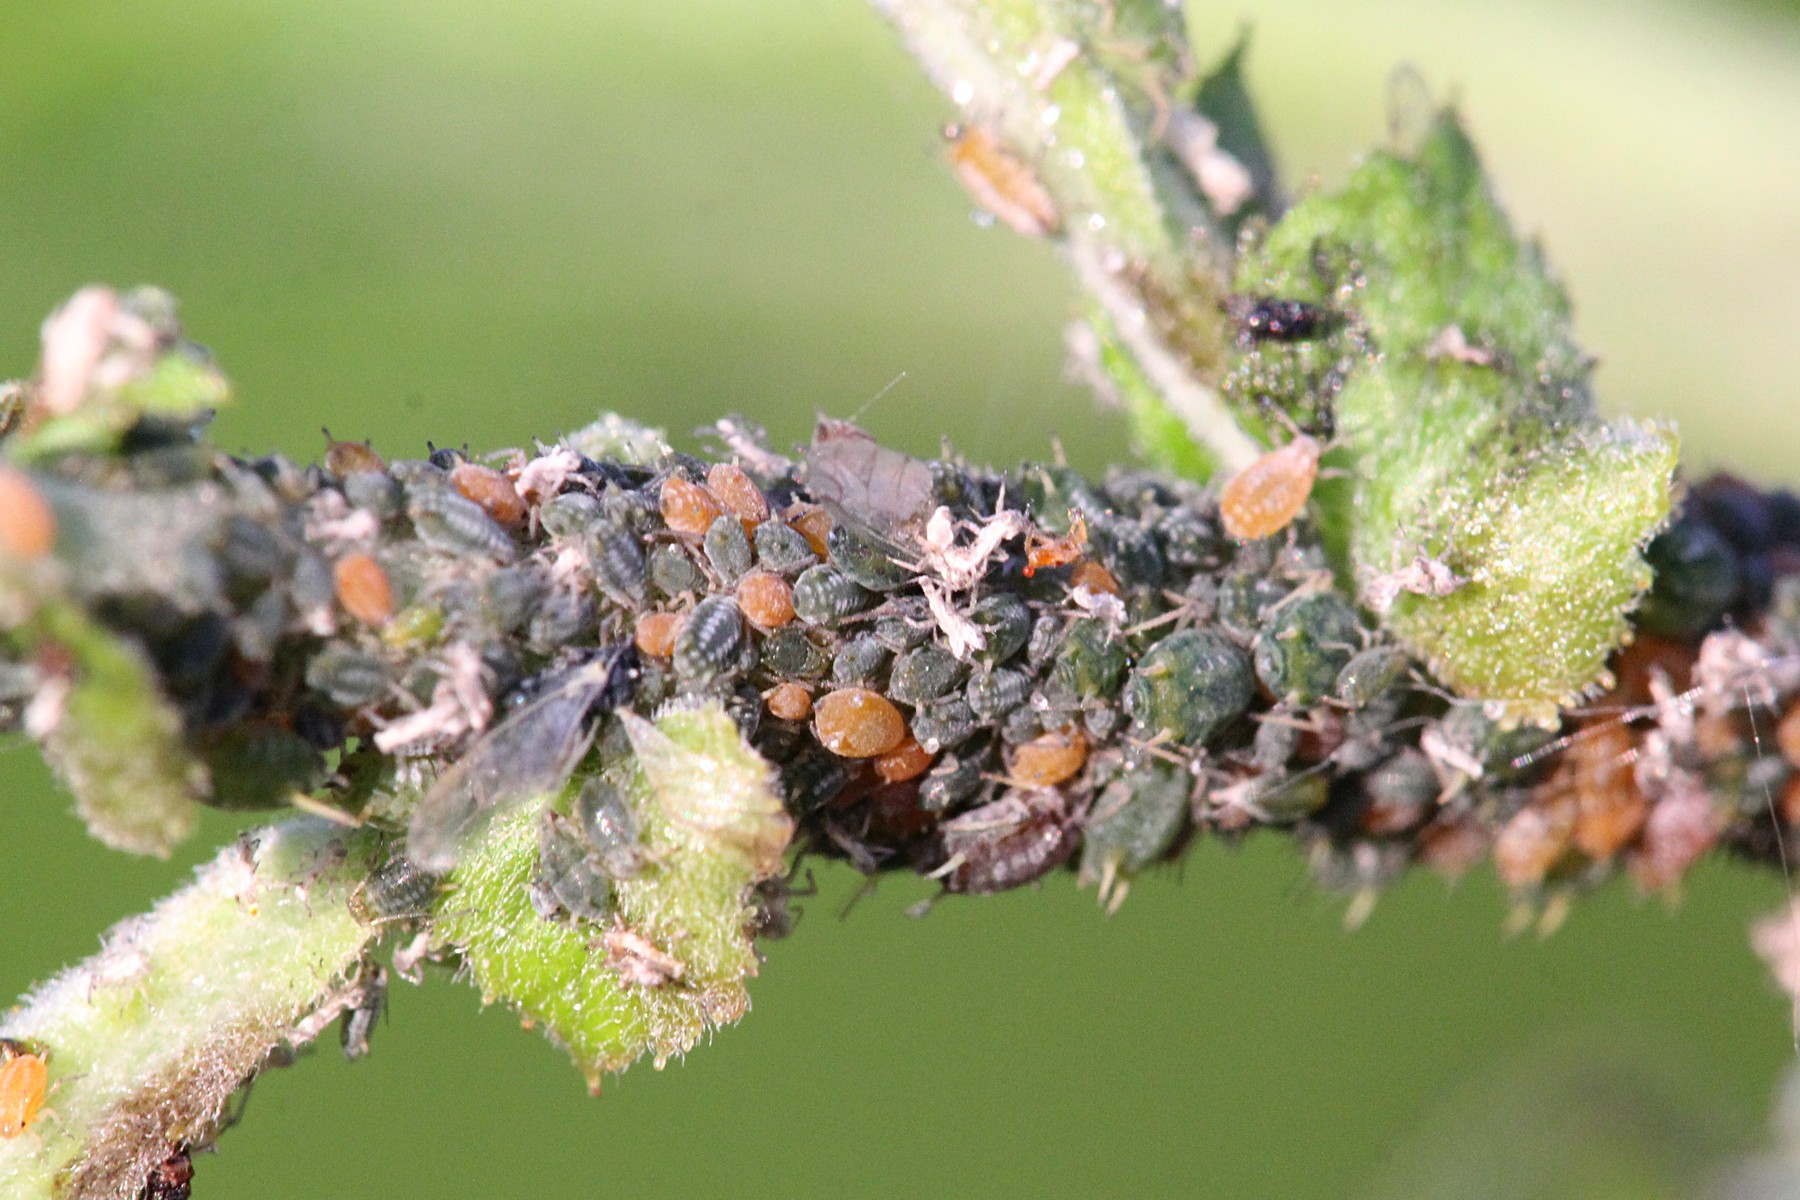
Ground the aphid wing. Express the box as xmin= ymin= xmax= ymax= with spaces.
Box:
xmin=804 ymin=420 xmax=935 ymax=533
xmin=406 ymin=683 xmax=601 ymax=871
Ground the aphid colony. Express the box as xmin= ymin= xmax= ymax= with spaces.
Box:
xmin=11 ymin=403 xmax=1800 ymax=926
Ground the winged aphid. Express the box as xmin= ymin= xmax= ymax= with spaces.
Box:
xmin=406 ymin=643 xmax=641 ymax=871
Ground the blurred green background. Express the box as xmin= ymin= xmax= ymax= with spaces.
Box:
xmin=3 ymin=0 xmax=1800 ymax=1196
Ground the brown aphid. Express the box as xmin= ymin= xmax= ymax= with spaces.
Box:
xmin=944 ymin=124 xmax=1061 ymax=238
xmin=451 ymin=462 xmax=527 ymax=529
xmin=0 ymin=1041 xmax=48 ymax=1139
xmin=1219 ymin=434 xmax=1321 ymax=541
xmin=765 ymin=681 xmax=814 ymax=722
xmin=322 ymin=428 xmax=385 ymax=475
xmin=788 ymin=505 xmax=833 ymax=558
xmin=1068 ymin=558 xmax=1122 ymax=597
xmin=735 ymin=570 xmax=795 ymax=630
xmin=813 ymin=687 xmax=907 ymax=758
xmin=634 ymin=611 xmax=684 ymax=658
xmin=1564 ymin=721 xmax=1648 ymax=860
xmin=874 ymin=736 xmax=933 ymax=784
xmin=0 ymin=465 xmax=55 ymax=560
xmin=706 ymin=463 xmax=770 ymax=531
xmin=660 ymin=476 xmax=724 ymax=538
xmin=1008 ymin=728 xmax=1088 ymax=788
xmin=939 ymin=790 xmax=1077 ymax=894
xmin=333 ymin=552 xmax=396 ymax=626
xmin=1492 ymin=796 xmax=1576 ymax=888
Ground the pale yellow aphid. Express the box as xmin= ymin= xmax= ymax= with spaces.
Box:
xmin=1219 ymin=435 xmax=1321 ymax=541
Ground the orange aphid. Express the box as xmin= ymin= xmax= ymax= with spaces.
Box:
xmin=1068 ymin=558 xmax=1122 ymax=597
xmin=1492 ymin=796 xmax=1576 ymax=888
xmin=735 ymin=571 xmax=795 ymax=630
xmin=634 ymin=611 xmax=684 ymax=658
xmin=874 ymin=736 xmax=934 ymax=784
xmin=813 ymin=688 xmax=907 ymax=758
xmin=1219 ymin=435 xmax=1321 ymax=541
xmin=705 ymin=463 xmax=769 ymax=531
xmin=1564 ymin=721 xmax=1648 ymax=860
xmin=765 ymin=682 xmax=814 ymax=722
xmin=659 ymin=476 xmax=724 ymax=538
xmin=451 ymin=462 xmax=527 ymax=529
xmin=1778 ymin=702 xmax=1800 ymax=770
xmin=0 ymin=466 xmax=55 ymax=560
xmin=333 ymin=553 xmax=395 ymax=626
xmin=1023 ymin=513 xmax=1087 ymax=579
xmin=322 ymin=429 xmax=385 ymax=476
xmin=944 ymin=124 xmax=1061 ymax=238
xmin=787 ymin=506 xmax=833 ymax=558
xmin=0 ymin=1044 xmax=48 ymax=1139
xmin=1007 ymin=728 xmax=1089 ymax=788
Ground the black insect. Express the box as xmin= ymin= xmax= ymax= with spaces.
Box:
xmin=1229 ymin=296 xmax=1331 ymax=345
xmin=407 ymin=644 xmax=640 ymax=870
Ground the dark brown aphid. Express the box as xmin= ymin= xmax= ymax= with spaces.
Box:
xmin=138 ymin=1149 xmax=194 ymax=1200
xmin=1228 ymin=296 xmax=1330 ymax=344
xmin=938 ymin=789 xmax=1076 ymax=894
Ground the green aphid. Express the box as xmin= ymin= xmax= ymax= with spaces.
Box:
xmin=648 ymin=543 xmax=706 ymax=598
xmin=1081 ymin=761 xmax=1188 ymax=911
xmin=830 ymin=635 xmax=891 ymax=689
xmin=1123 ymin=629 xmax=1254 ymax=749
xmin=1253 ymin=592 xmax=1360 ymax=706
xmin=305 ymin=645 xmax=391 ymax=708
xmin=703 ymin=514 xmax=754 ymax=585
xmin=791 ymin=564 xmax=875 ymax=627
xmin=759 ymin=627 xmax=831 ymax=681
xmin=1051 ymin=618 xmax=1128 ymax=700
xmin=752 ymin=520 xmax=819 ymax=576
xmin=673 ymin=596 xmax=745 ymax=683
xmin=1333 ymin=645 xmax=1410 ymax=709
xmin=965 ymin=666 xmax=1032 ymax=721
xmin=825 ymin=524 xmax=913 ymax=592
xmin=970 ymin=593 xmax=1032 ymax=666
xmin=888 ymin=644 xmax=964 ymax=706
xmin=911 ymin=696 xmax=978 ymax=753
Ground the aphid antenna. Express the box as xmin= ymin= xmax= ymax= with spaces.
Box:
xmin=288 ymin=792 xmax=364 ymax=828
xmin=1737 ymin=676 xmax=1800 ymax=1049
xmin=845 ymin=370 xmax=909 ymax=425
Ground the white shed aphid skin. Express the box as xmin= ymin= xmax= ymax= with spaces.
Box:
xmin=406 ymin=644 xmax=640 ymax=872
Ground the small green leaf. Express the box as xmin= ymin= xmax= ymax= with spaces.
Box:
xmin=435 ymin=702 xmax=790 ymax=1086
xmin=1236 ymin=108 xmax=1677 ymax=722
